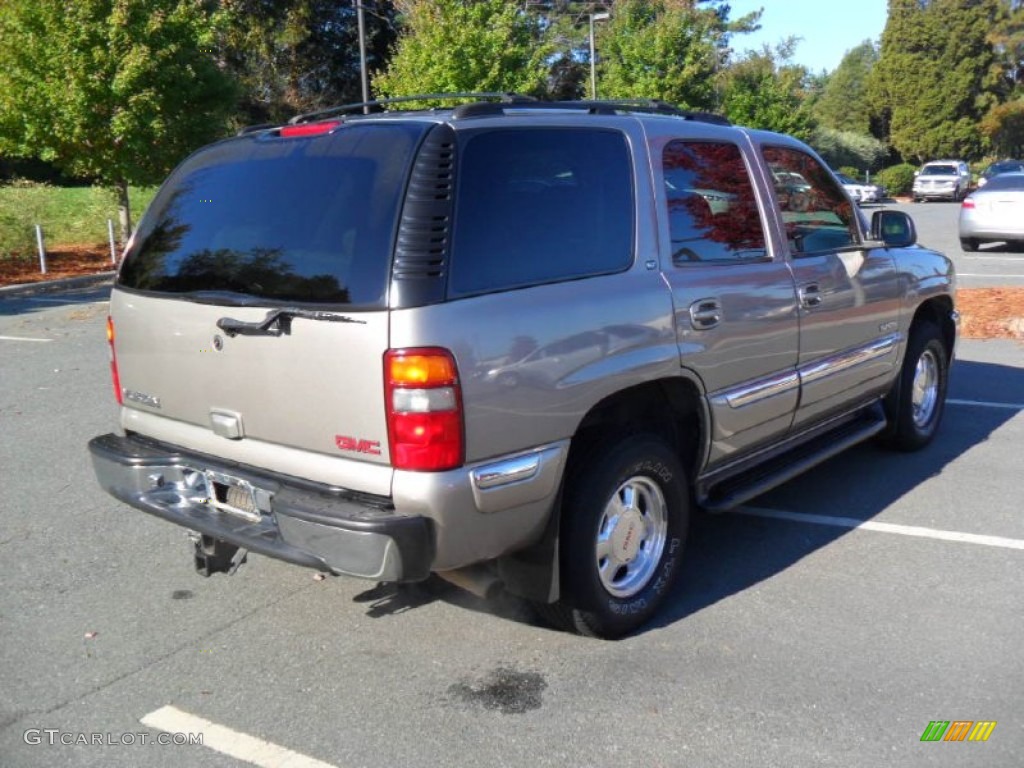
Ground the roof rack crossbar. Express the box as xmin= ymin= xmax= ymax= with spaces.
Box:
xmin=288 ymin=92 xmax=538 ymax=124
xmin=450 ymin=99 xmax=730 ymax=125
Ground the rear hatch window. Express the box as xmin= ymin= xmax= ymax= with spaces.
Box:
xmin=118 ymin=122 xmax=430 ymax=306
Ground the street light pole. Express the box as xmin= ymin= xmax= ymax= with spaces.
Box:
xmin=589 ymin=11 xmax=610 ymax=100
xmin=356 ymin=1 xmax=369 ymax=113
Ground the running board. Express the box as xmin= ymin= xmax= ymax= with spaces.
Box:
xmin=697 ymin=409 xmax=887 ymax=512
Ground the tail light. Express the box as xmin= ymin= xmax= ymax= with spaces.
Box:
xmin=384 ymin=348 xmax=463 ymax=471
xmin=106 ymin=316 xmax=123 ymax=405
xmin=961 ymin=198 xmax=975 ymax=209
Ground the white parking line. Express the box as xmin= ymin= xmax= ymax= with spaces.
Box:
xmin=0 ymin=335 xmax=52 ymax=342
xmin=735 ymin=506 xmax=1024 ymax=551
xmin=25 ymin=297 xmax=106 ymax=304
xmin=948 ymin=398 xmax=1024 ymax=411
xmin=141 ymin=706 xmax=339 ymax=768
xmin=957 ymin=272 xmax=1024 ymax=278
xmin=961 ymin=255 xmax=1024 ymax=261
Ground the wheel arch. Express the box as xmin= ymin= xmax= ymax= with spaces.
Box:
xmin=909 ymin=295 xmax=956 ymax=362
xmin=570 ymin=376 xmax=707 ymax=480
xmin=498 ymin=375 xmax=708 ymax=604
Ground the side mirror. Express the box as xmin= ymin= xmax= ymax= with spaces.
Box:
xmin=871 ymin=210 xmax=917 ymax=247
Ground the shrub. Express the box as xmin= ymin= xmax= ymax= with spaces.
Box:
xmin=811 ymin=127 xmax=888 ymax=173
xmin=0 ymin=180 xmax=51 ymax=258
xmin=876 ymin=163 xmax=917 ymax=197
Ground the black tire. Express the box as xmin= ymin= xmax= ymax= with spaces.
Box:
xmin=539 ymin=435 xmax=689 ymax=639
xmin=960 ymin=238 xmax=979 ymax=252
xmin=883 ymin=322 xmax=949 ymax=451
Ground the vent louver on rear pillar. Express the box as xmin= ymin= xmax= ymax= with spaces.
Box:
xmin=390 ymin=124 xmax=457 ymax=307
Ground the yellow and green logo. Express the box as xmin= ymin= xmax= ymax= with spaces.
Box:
xmin=920 ymin=721 xmax=997 ymax=742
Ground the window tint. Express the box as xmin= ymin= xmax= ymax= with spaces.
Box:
xmin=762 ymin=146 xmax=858 ymax=255
xmin=118 ymin=123 xmax=427 ymax=306
xmin=449 ymin=129 xmax=633 ymax=296
xmin=662 ymin=141 xmax=767 ymax=264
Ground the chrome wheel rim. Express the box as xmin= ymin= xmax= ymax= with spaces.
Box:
xmin=911 ymin=348 xmax=940 ymax=428
xmin=595 ymin=475 xmax=668 ymax=598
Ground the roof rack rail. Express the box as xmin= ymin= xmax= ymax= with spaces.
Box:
xmin=452 ymin=98 xmax=730 ymax=124
xmin=288 ymin=92 xmax=538 ymax=125
xmin=236 ymin=123 xmax=276 ymax=136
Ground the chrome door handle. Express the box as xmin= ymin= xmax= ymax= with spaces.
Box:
xmin=689 ymin=298 xmax=721 ymax=329
xmin=799 ymin=284 xmax=822 ymax=308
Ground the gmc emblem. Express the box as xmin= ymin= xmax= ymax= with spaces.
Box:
xmin=334 ymin=435 xmax=382 ymax=456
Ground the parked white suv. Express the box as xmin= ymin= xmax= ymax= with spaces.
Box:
xmin=912 ymin=160 xmax=971 ymax=202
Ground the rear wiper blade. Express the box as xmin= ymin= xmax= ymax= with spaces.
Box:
xmin=216 ymin=308 xmax=365 ymax=337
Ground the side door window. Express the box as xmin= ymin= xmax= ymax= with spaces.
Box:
xmin=663 ymin=141 xmax=768 ymax=264
xmin=761 ymin=146 xmax=859 ymax=255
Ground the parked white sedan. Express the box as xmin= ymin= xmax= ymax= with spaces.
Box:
xmin=958 ymin=172 xmax=1024 ymax=251
xmin=835 ymin=172 xmax=883 ymax=205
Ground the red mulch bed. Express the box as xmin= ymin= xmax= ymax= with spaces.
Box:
xmin=0 ymin=244 xmax=118 ymax=286
xmin=2 ymin=245 xmax=1022 ymax=341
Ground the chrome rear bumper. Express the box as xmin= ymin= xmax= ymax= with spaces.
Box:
xmin=88 ymin=433 xmax=433 ymax=581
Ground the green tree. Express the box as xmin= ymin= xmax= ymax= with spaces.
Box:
xmin=980 ymin=98 xmax=1024 ymax=156
xmin=216 ymin=0 xmax=399 ymax=125
xmin=811 ymin=127 xmax=889 ymax=172
xmin=0 ymin=0 xmax=236 ymax=239
xmin=373 ymin=0 xmax=552 ymax=101
xmin=868 ymin=0 xmax=1002 ymax=163
xmin=596 ymin=0 xmax=727 ymax=108
xmin=720 ymin=42 xmax=816 ymax=140
xmin=987 ymin=0 xmax=1024 ymax=99
xmin=813 ymin=40 xmax=879 ymax=134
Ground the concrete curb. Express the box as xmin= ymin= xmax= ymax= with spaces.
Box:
xmin=0 ymin=271 xmax=116 ymax=299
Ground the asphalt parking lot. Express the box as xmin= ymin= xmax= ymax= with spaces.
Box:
xmin=1 ymin=202 xmax=1021 ymax=767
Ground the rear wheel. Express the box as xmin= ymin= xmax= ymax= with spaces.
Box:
xmin=539 ymin=435 xmax=689 ymax=639
xmin=883 ymin=322 xmax=949 ymax=451
xmin=960 ymin=238 xmax=979 ymax=252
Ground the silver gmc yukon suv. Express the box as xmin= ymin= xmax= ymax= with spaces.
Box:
xmin=89 ymin=96 xmax=957 ymax=638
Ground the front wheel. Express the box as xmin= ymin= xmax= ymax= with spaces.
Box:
xmin=883 ymin=322 xmax=950 ymax=451
xmin=540 ymin=435 xmax=689 ymax=639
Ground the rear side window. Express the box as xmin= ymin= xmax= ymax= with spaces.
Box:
xmin=118 ymin=123 xmax=428 ymax=306
xmin=449 ymin=129 xmax=633 ymax=296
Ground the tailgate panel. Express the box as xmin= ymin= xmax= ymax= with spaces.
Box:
xmin=112 ymin=290 xmax=392 ymax=470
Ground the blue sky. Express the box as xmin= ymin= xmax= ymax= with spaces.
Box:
xmin=724 ymin=0 xmax=889 ymax=74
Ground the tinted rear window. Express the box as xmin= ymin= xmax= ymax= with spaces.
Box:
xmin=449 ymin=128 xmax=633 ymax=296
xmin=118 ymin=123 xmax=428 ymax=306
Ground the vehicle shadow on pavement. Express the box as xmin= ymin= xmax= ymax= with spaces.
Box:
xmin=648 ymin=358 xmax=1022 ymax=635
xmin=355 ymin=576 xmax=546 ymax=627
xmin=353 ymin=359 xmax=1021 ymax=636
xmin=0 ymin=284 xmax=112 ymax=316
